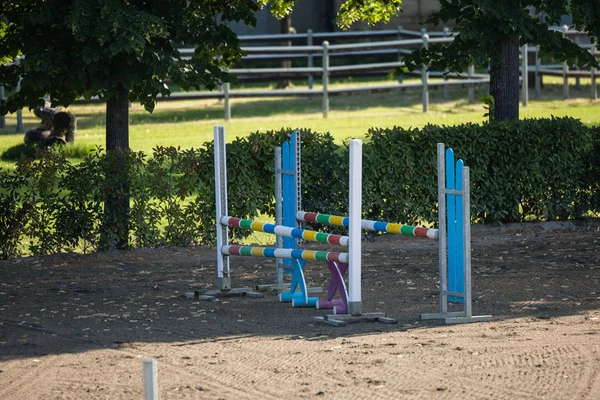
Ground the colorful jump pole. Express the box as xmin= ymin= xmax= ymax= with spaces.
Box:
xmin=222 ymin=216 xmax=349 ymax=246
xmin=297 ymin=212 xmax=439 ymax=239
xmin=222 ymin=245 xmax=348 ymax=263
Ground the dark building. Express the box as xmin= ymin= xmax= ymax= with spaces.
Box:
xmin=229 ymin=0 xmax=442 ymax=36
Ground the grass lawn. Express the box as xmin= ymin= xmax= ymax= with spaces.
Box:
xmin=1 ymin=75 xmax=598 ymax=168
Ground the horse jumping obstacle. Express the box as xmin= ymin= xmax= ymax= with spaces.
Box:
xmin=214 ymin=126 xmax=388 ymax=322
xmin=276 ymin=131 xmax=492 ymax=325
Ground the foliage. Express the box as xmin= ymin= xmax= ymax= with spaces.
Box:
xmin=0 ymin=0 xmax=263 ymax=114
xmin=579 ymin=125 xmax=600 ymax=216
xmin=0 ymin=0 xmax=403 ymax=249
xmin=364 ymin=117 xmax=595 ymax=224
xmin=481 ymin=93 xmax=495 ymax=122
xmin=1 ymin=143 xmax=96 ymax=161
xmin=406 ymin=1 xmax=597 ymax=72
xmin=1 ymin=119 xmax=598 ymax=259
xmin=0 ymin=129 xmax=342 ymax=258
xmin=403 ymin=1 xmax=600 ymax=121
xmin=0 ymin=0 xmax=402 ymax=114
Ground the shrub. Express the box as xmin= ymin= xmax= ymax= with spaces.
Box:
xmin=0 ymin=118 xmax=597 ymax=260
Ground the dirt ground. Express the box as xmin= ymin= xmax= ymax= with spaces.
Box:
xmin=1 ymin=220 xmax=599 ymax=399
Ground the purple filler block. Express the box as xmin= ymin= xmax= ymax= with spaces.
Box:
xmin=317 ymin=298 xmax=346 ymax=310
xmin=333 ymin=304 xmax=348 ymax=315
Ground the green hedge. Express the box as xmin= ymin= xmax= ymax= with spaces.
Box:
xmin=363 ymin=117 xmax=596 ymax=224
xmin=0 ymin=118 xmax=598 ymax=259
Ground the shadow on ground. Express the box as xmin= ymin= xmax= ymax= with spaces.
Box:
xmin=0 ymin=219 xmax=599 ymax=362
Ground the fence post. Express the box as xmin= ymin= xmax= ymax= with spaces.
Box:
xmin=467 ymin=64 xmax=474 ymax=104
xmin=15 ymin=78 xmax=23 ymax=133
xmin=396 ymin=26 xmax=404 ymax=94
xmin=421 ymin=30 xmax=429 ymax=112
xmin=591 ymin=43 xmax=597 ymax=101
xmin=322 ymin=41 xmax=329 ymax=118
xmin=574 ymin=36 xmax=581 ymax=89
xmin=443 ymin=27 xmax=449 ymax=101
xmin=16 ymin=109 xmax=23 ymax=133
xmin=562 ymin=25 xmax=569 ymax=99
xmin=0 ymin=86 xmax=5 ymax=129
xmin=307 ymin=29 xmax=314 ymax=90
xmin=521 ymin=44 xmax=528 ymax=107
xmin=535 ymin=45 xmax=541 ymax=98
xmin=223 ymin=80 xmax=231 ymax=121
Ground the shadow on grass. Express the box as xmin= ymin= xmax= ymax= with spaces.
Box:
xmin=128 ymin=83 xmax=598 ymax=125
xmin=1 ymin=143 xmax=97 ymax=162
xmin=11 ymin=82 xmax=594 ymax=131
xmin=0 ymin=144 xmax=38 ymax=161
xmin=122 ymin=85 xmax=489 ymax=125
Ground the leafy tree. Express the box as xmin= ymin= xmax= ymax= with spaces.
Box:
xmin=0 ymin=0 xmax=401 ymax=249
xmin=404 ymin=1 xmax=599 ymax=122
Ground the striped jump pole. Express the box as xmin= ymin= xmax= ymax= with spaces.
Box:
xmin=222 ymin=245 xmax=348 ymax=263
xmin=297 ymin=212 xmax=439 ymax=239
xmin=221 ymin=244 xmax=350 ymax=308
xmin=221 ymin=216 xmax=349 ymax=246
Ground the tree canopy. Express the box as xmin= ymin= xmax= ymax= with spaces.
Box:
xmin=404 ymin=0 xmax=600 ymax=121
xmin=0 ymin=0 xmax=402 ymax=119
xmin=0 ymin=0 xmax=266 ymax=116
xmin=0 ymin=0 xmax=401 ymax=249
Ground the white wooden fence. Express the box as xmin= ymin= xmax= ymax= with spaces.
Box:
xmin=1 ymin=26 xmax=598 ymax=129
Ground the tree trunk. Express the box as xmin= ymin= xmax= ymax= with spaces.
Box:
xmin=106 ymin=85 xmax=129 ymax=150
xmin=489 ymin=35 xmax=520 ymax=122
xmin=103 ymin=84 xmax=130 ymax=250
xmin=277 ymin=15 xmax=292 ymax=89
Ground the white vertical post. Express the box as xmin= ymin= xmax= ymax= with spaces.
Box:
xmin=347 ymin=139 xmax=362 ymax=316
xmin=443 ymin=27 xmax=449 ymax=101
xmin=15 ymin=77 xmax=23 ymax=133
xmin=437 ymin=143 xmax=447 ymax=314
xmin=562 ymin=25 xmax=569 ymax=99
xmin=591 ymin=43 xmax=597 ymax=101
xmin=521 ymin=44 xmax=528 ymax=107
xmin=574 ymin=37 xmax=581 ymax=89
xmin=214 ymin=125 xmax=230 ymax=290
xmin=535 ymin=46 xmax=541 ymax=98
xmin=307 ymin=29 xmax=314 ymax=90
xmin=467 ymin=64 xmax=474 ymax=104
xmin=223 ymin=81 xmax=231 ymax=121
xmin=143 ymin=358 xmax=158 ymax=400
xmin=421 ymin=31 xmax=429 ymax=113
xmin=396 ymin=26 xmax=404 ymax=90
xmin=322 ymin=41 xmax=329 ymax=118
xmin=295 ymin=130 xmax=302 ymax=216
